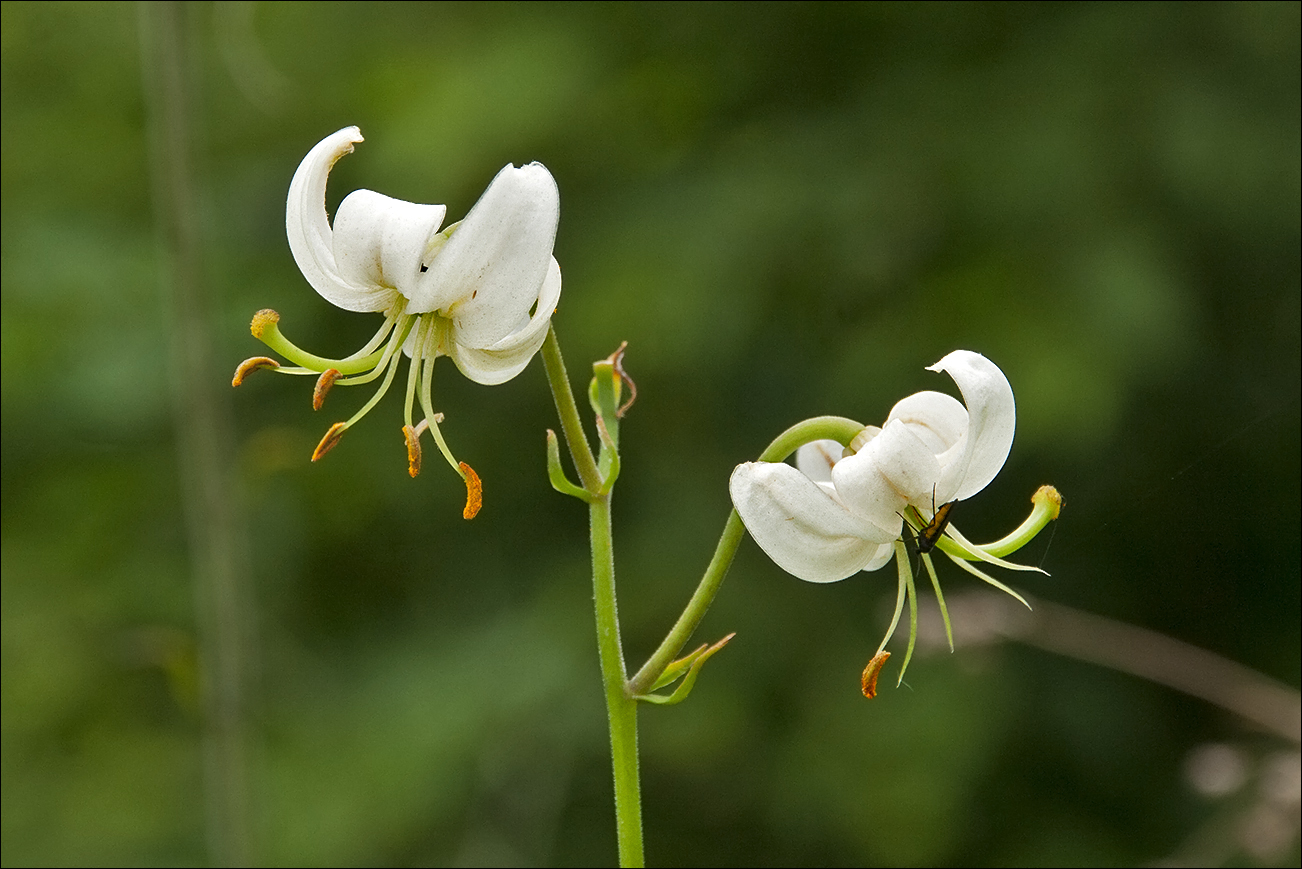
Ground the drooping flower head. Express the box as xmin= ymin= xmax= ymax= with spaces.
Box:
xmin=730 ymin=350 xmax=1061 ymax=687
xmin=234 ymin=127 xmax=562 ymax=518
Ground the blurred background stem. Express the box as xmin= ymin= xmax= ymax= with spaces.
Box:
xmin=139 ymin=3 xmax=252 ymax=865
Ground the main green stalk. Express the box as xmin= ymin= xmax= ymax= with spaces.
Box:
xmin=591 ymin=494 xmax=644 ymax=867
xmin=541 ymin=327 xmax=644 ymax=866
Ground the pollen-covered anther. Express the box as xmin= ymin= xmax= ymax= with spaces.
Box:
xmin=232 ymin=356 xmax=280 ymax=387
xmin=250 ymin=308 xmax=281 ymax=339
xmin=861 ymin=650 xmax=891 ymax=699
xmin=402 ymin=424 xmax=423 ymax=478
xmin=459 ymin=462 xmax=482 ymax=520
xmin=313 ymin=368 xmax=341 ymax=411
xmin=312 ymin=422 xmax=348 ymax=462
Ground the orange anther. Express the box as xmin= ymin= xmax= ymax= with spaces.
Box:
xmin=403 ymin=425 xmax=422 ymax=478
xmin=459 ymin=462 xmax=482 ymax=520
xmin=313 ymin=368 xmax=341 ymax=411
xmin=861 ymin=650 xmax=891 ymax=699
xmin=232 ymin=356 xmax=279 ymax=387
xmin=311 ymin=422 xmax=347 ymax=462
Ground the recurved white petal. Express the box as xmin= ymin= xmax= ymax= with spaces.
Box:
xmin=332 ymin=189 xmax=446 ymax=303
xmin=286 ymin=127 xmax=392 ymax=312
xmin=730 ymin=462 xmax=895 ymax=583
xmin=886 ymin=391 xmax=967 ymax=456
xmin=447 ymin=257 xmax=561 ymax=385
xmin=835 ymin=419 xmax=941 ymax=521
xmin=926 ymin=350 xmax=1015 ymax=501
xmin=795 ymin=440 xmax=846 ymax=483
xmin=410 ymin=163 xmax=560 ymax=344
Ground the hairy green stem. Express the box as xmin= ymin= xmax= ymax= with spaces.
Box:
xmin=591 ymin=495 xmax=644 ymax=867
xmin=542 ymin=326 xmax=642 ymax=865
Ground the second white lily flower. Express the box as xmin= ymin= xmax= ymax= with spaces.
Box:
xmin=729 ymin=350 xmax=1016 ymax=582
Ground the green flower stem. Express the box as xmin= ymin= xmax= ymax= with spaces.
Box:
xmin=591 ymin=494 xmax=644 ymax=868
xmin=628 ymin=415 xmax=865 ymax=695
xmin=541 ymin=325 xmax=641 ymax=865
xmin=541 ymin=325 xmax=602 ymax=492
xmin=755 ymin=415 xmax=866 ymax=463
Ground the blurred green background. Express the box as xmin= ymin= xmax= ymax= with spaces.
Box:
xmin=3 ymin=2 xmax=1299 ymax=866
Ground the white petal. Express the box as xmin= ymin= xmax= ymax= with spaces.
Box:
xmin=730 ymin=462 xmax=895 ymax=583
xmin=332 ymin=189 xmax=446 ymax=302
xmin=795 ymin=440 xmax=845 ymax=483
xmin=447 ymin=257 xmax=561 ymax=385
xmin=926 ymin=350 xmax=1015 ymax=501
xmin=886 ymin=390 xmax=969 ymax=503
xmin=862 ymin=542 xmax=897 ymax=572
xmin=285 ymin=127 xmax=392 ymax=312
xmin=834 ymin=420 xmax=940 ymax=520
xmin=409 ymin=163 xmax=560 ymax=347
xmin=886 ymin=391 xmax=968 ymax=455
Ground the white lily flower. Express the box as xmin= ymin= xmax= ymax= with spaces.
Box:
xmin=729 ymin=350 xmax=1060 ymax=690
xmin=235 ymin=126 xmax=562 ymax=517
xmin=730 ymin=350 xmax=1015 ymax=582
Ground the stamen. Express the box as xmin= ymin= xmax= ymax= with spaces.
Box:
xmin=419 ymin=352 xmax=464 ymax=475
xmin=232 ymin=356 xmax=279 ymax=386
xmin=338 ymin=336 xmax=406 ymax=428
xmin=879 ymin=540 xmax=912 ymax=654
xmin=402 ymin=319 xmax=426 ymax=429
xmin=313 ymin=369 xmax=341 ymax=410
xmin=460 ymin=462 xmax=482 ymax=520
xmin=335 ymin=314 xmax=418 ymax=386
xmin=402 ymin=424 xmax=423 ymax=477
xmin=312 ymin=422 xmax=348 ymax=461
xmin=860 ymin=651 xmax=891 ymax=699
xmin=341 ymin=305 xmax=406 ymax=362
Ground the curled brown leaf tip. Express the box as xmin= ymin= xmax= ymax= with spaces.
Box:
xmin=608 ymin=341 xmax=637 ymax=418
xmin=232 ymin=356 xmax=279 ymax=387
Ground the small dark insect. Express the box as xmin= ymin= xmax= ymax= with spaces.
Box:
xmin=917 ymin=499 xmax=956 ymax=554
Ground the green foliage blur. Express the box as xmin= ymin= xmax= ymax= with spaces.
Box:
xmin=3 ymin=2 xmax=1298 ymax=865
